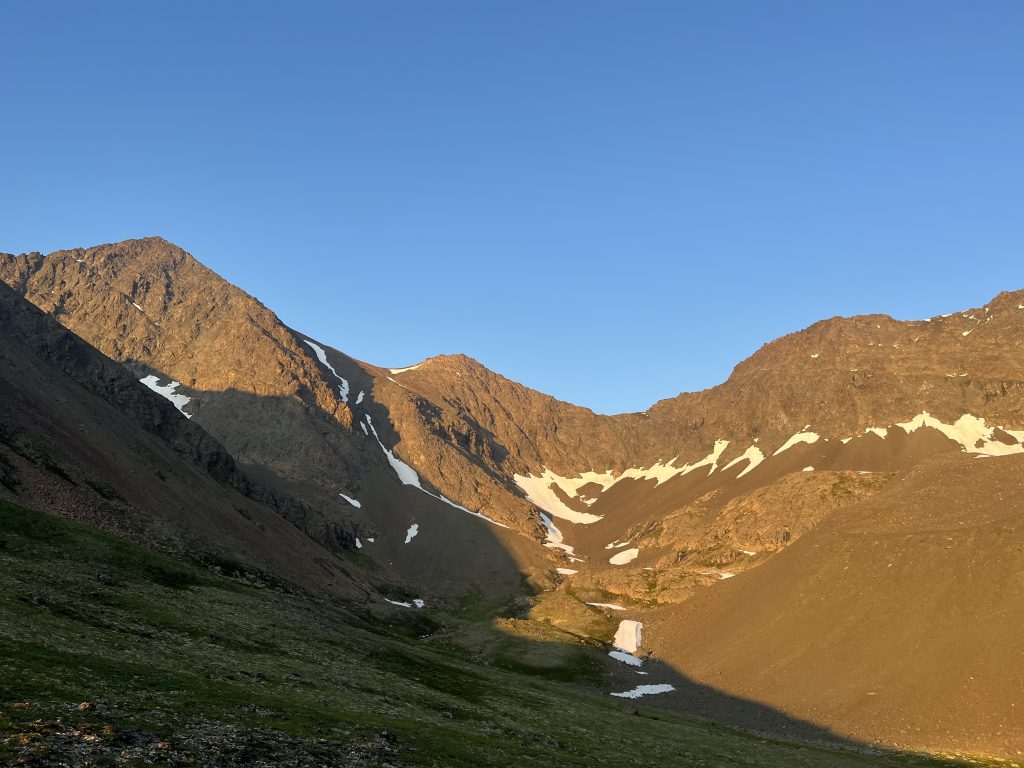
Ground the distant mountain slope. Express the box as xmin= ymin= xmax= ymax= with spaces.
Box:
xmin=643 ymin=451 xmax=1024 ymax=757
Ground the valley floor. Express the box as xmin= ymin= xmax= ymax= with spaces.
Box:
xmin=0 ymin=501 xmax=994 ymax=768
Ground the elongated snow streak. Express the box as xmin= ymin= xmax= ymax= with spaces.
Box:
xmin=587 ymin=602 xmax=627 ymax=611
xmin=556 ymin=568 xmax=578 ymax=575
xmin=356 ymin=390 xmax=365 ymax=404
xmin=609 ymin=650 xmax=643 ymax=667
xmin=384 ymin=597 xmax=425 ymax=609
xmin=388 ymin=364 xmax=422 ymax=374
xmin=303 ymin=340 xmax=349 ymax=403
xmin=405 ymin=523 xmax=419 ymax=543
xmin=610 ymin=684 xmax=675 ymax=699
xmin=772 ymin=428 xmax=820 ymax=456
xmin=339 ymin=493 xmax=361 ymax=508
xmin=139 ymin=375 xmax=192 ymax=418
xmin=613 ymin=620 xmax=643 ymax=653
xmin=364 ymin=415 xmax=508 ymax=527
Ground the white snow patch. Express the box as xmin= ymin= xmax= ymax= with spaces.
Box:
xmin=896 ymin=412 xmax=1024 ymax=456
xmin=773 ymin=429 xmax=820 ymax=456
xmin=610 ymin=684 xmax=674 ymax=699
xmin=802 ymin=466 xmax=814 ymax=472
xmin=367 ymin=537 xmax=375 ymax=543
xmin=139 ymin=376 xmax=192 ymax=418
xmin=865 ymin=427 xmax=888 ymax=438
xmin=810 ymin=353 xmax=819 ymax=358
xmin=356 ymin=390 xmax=365 ymax=405
xmin=360 ymin=421 xmax=368 ymax=435
xmin=340 ymin=493 xmax=361 ymax=508
xmin=404 ymin=523 xmax=419 ymax=544
xmin=384 ymin=598 xmax=412 ymax=608
xmin=605 ymin=540 xmax=632 ymax=550
xmin=539 ymin=512 xmax=580 ymax=559
xmin=513 ymin=469 xmax=605 ymax=524
xmin=131 ymin=302 xmax=143 ymax=312
xmin=413 ymin=599 xmax=425 ymax=608
xmin=556 ymin=568 xmax=578 ymax=576
xmin=609 ymin=650 xmax=643 ymax=667
xmin=719 ymin=572 xmax=736 ymax=580
xmin=738 ymin=549 xmax=757 ymax=556
xmin=841 ymin=437 xmax=853 ymax=444
xmin=588 ymin=602 xmax=627 ymax=611
xmin=304 ymin=340 xmax=349 ymax=403
xmin=962 ymin=330 xmax=972 ymax=337
xmin=388 ymin=364 xmax=422 ymax=374
xmin=609 ymin=548 xmax=639 ymax=566
xmin=613 ymin=620 xmax=643 ymax=653
xmin=513 ymin=442 xmax=730 ymax=524
xmin=355 ymin=538 xmax=362 ymax=549
xmin=722 ymin=445 xmax=765 ymax=478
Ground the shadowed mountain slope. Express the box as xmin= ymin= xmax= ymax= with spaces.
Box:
xmin=0 ymin=280 xmax=363 ymax=598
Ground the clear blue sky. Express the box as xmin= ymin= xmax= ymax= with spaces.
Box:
xmin=3 ymin=2 xmax=1022 ymax=414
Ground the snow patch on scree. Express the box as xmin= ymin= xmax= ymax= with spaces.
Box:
xmin=722 ymin=445 xmax=764 ymax=478
xmin=587 ymin=602 xmax=627 ymax=611
xmin=339 ymin=493 xmax=361 ymax=508
xmin=610 ymin=684 xmax=675 ymax=699
xmin=609 ymin=548 xmax=639 ymax=566
xmin=538 ymin=512 xmax=580 ymax=560
xmin=404 ymin=523 xmax=419 ymax=543
xmin=773 ymin=428 xmax=820 ymax=456
xmin=512 ymin=441 xmax=729 ymax=523
xmin=139 ymin=376 xmax=192 ymax=418
xmin=609 ymin=650 xmax=643 ymax=667
xmin=895 ymin=412 xmax=1024 ymax=457
xmin=304 ymin=340 xmax=349 ymax=403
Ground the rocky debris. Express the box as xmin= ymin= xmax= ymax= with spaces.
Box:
xmin=1 ymin=701 xmax=409 ymax=767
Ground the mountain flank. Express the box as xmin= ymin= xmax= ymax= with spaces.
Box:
xmin=3 ymin=237 xmax=1023 ymax=759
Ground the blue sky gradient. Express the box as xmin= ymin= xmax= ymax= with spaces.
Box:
xmin=3 ymin=2 xmax=1022 ymax=413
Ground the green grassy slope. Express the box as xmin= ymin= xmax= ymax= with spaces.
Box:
xmin=0 ymin=501 xmax=980 ymax=767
